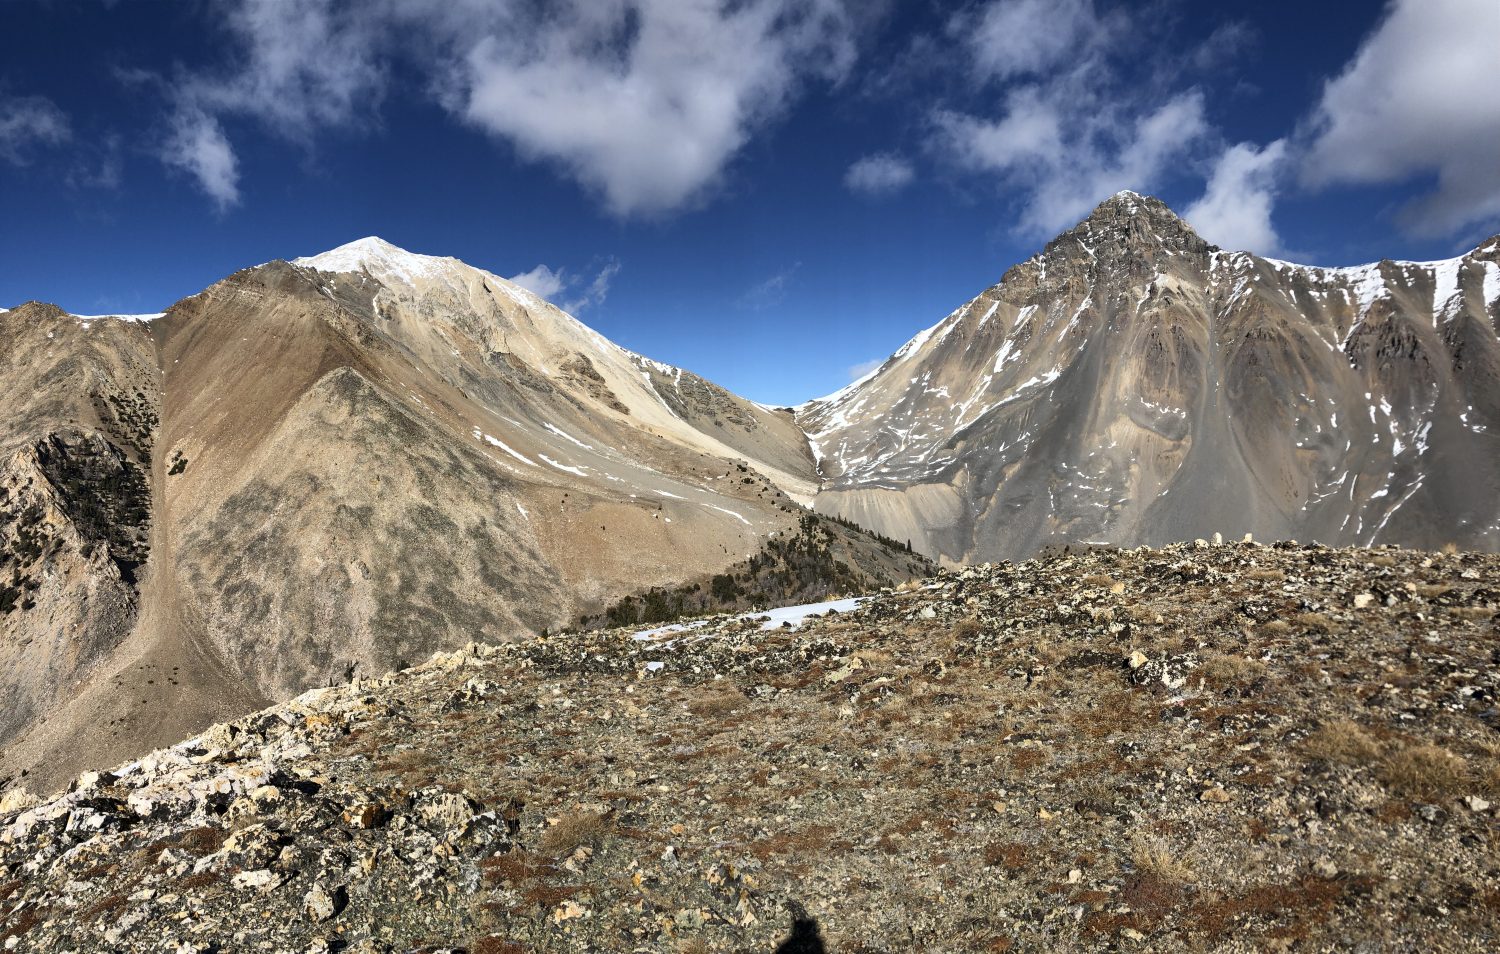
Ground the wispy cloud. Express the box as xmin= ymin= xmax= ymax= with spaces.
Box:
xmin=932 ymin=0 xmax=1217 ymax=237
xmin=1299 ymin=0 xmax=1500 ymax=239
xmin=509 ymin=258 xmax=621 ymax=314
xmin=562 ymin=260 xmax=621 ymax=314
xmin=0 ymin=95 xmax=70 ymax=165
xmin=161 ymin=109 xmax=240 ymax=211
xmin=844 ymin=153 xmax=913 ymax=196
xmin=738 ymin=262 xmax=801 ymax=310
xmin=847 ymin=357 xmax=883 ymax=381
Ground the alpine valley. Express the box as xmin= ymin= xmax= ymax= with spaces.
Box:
xmin=2 ymin=191 xmax=1498 ymax=796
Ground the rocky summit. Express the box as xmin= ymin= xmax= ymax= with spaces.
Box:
xmin=3 ymin=541 xmax=1497 ymax=952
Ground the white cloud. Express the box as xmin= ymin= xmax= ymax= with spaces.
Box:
xmin=506 ymin=259 xmax=620 ymax=313
xmin=458 ymin=0 xmax=856 ymax=216
xmin=935 ymin=0 xmax=1212 ymax=237
xmin=844 ymin=154 xmax=913 ymax=195
xmin=0 ymin=96 xmax=70 ymax=164
xmin=961 ymin=0 xmax=1101 ymax=81
xmin=1183 ymin=140 xmax=1287 ymax=255
xmin=507 ymin=264 xmax=567 ymax=299
xmin=562 ymin=260 xmax=621 ymax=314
xmin=938 ymin=87 xmax=1208 ymax=237
xmin=738 ymin=262 xmax=801 ymax=309
xmin=1300 ymin=0 xmax=1500 ymax=238
xmin=162 ymin=109 xmax=240 ymax=210
xmin=848 ymin=357 xmax=883 ymax=381
xmin=153 ymin=0 xmax=858 ymax=216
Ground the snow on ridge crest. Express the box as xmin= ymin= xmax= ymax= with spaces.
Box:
xmin=293 ymin=236 xmax=457 ymax=286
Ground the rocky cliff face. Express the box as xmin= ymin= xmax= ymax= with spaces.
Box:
xmin=0 ymin=241 xmax=924 ymax=796
xmin=1 ymin=542 xmax=1496 ymax=951
xmin=800 ymin=193 xmax=1500 ymax=563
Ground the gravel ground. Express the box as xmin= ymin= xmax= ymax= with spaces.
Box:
xmin=2 ymin=540 xmax=1498 ymax=952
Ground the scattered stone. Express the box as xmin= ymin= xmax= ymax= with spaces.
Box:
xmin=1 ymin=542 xmax=1496 ymax=952
xmin=303 ymin=882 xmax=345 ymax=921
xmin=230 ymin=868 xmax=284 ymax=892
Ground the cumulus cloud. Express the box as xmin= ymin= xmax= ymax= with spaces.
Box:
xmin=935 ymin=0 xmax=1214 ymax=237
xmin=844 ymin=154 xmax=913 ymax=195
xmin=458 ymin=0 xmax=856 ymax=216
xmin=507 ymin=264 xmax=567 ymax=300
xmin=162 ymin=109 xmax=240 ymax=210
xmin=1300 ymin=0 xmax=1500 ymax=238
xmin=1183 ymin=139 xmax=1287 ymax=255
xmin=509 ymin=259 xmax=621 ymax=313
xmin=148 ymin=0 xmax=857 ymax=216
xmin=0 ymin=95 xmax=70 ymax=164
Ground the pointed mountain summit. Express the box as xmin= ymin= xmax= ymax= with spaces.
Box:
xmin=801 ymin=192 xmax=1500 ymax=563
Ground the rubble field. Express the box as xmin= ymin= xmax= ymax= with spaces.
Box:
xmin=3 ymin=540 xmax=1499 ymax=952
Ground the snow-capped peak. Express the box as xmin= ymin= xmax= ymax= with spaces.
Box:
xmin=292 ymin=236 xmax=456 ymax=285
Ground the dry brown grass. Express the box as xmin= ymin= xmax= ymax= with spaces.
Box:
xmin=952 ymin=617 xmax=983 ymax=640
xmin=1305 ymin=721 xmax=1476 ymax=799
xmin=1245 ymin=568 xmax=1284 ymax=582
xmin=1377 ymin=741 xmax=1470 ymax=799
xmin=1199 ymin=654 xmax=1268 ymax=691
xmin=539 ymin=809 xmax=611 ymax=857
xmin=1303 ymin=719 xmax=1382 ymax=765
xmin=1081 ymin=573 xmax=1115 ymax=588
xmin=1447 ymin=606 xmax=1496 ymax=621
xmin=1130 ymin=836 xmax=1196 ymax=885
xmin=685 ymin=687 xmax=743 ymax=718
xmin=1293 ymin=612 xmax=1336 ymax=634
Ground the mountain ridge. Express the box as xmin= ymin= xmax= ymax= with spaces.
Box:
xmin=3 ymin=194 xmax=1498 ymax=795
xmin=798 ymin=192 xmax=1500 ymax=563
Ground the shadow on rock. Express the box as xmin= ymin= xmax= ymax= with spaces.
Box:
xmin=774 ymin=901 xmax=827 ymax=953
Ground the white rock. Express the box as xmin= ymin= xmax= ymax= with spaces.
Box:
xmin=0 ymin=787 xmax=38 ymax=815
xmin=230 ymin=868 xmax=283 ymax=891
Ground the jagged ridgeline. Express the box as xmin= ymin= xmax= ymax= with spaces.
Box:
xmin=2 ymin=190 xmax=1499 ymax=799
xmin=800 ymin=192 xmax=1500 ymax=563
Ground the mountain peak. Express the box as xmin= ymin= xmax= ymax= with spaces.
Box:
xmin=292 ymin=236 xmax=456 ymax=285
xmin=1086 ymin=190 xmax=1184 ymax=227
xmin=1040 ymin=189 xmax=1207 ymax=259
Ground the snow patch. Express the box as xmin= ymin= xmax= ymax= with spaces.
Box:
xmin=539 ymin=454 xmax=587 ymax=477
xmin=473 ymin=428 xmax=535 ymax=467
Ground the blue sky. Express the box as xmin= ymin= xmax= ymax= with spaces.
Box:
xmin=3 ymin=0 xmax=1498 ymax=405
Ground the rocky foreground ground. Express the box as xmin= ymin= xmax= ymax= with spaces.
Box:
xmin=2 ymin=541 xmax=1499 ymax=952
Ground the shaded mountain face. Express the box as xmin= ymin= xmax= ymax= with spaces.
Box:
xmin=799 ymin=193 xmax=1500 ymax=563
xmin=0 ymin=240 xmax=923 ymax=794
